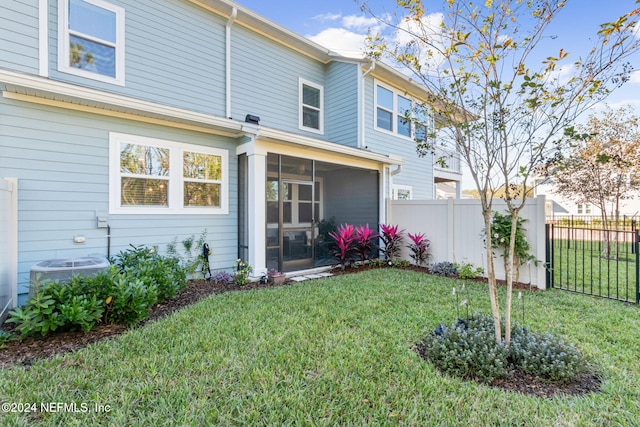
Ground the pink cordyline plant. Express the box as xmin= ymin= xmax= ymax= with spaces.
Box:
xmin=354 ymin=224 xmax=378 ymax=261
xmin=379 ymin=224 xmax=404 ymax=261
xmin=407 ymin=232 xmax=431 ymax=266
xmin=329 ymin=224 xmax=356 ymax=269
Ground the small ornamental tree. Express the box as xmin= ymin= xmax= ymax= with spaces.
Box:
xmin=544 ymin=106 xmax=640 ymax=258
xmin=363 ymin=0 xmax=640 ymax=344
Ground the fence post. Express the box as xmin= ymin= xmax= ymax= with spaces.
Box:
xmin=545 ymin=223 xmax=551 ymax=289
xmin=636 ymin=230 xmax=639 ymax=305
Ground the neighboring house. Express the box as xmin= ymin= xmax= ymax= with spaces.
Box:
xmin=0 ymin=0 xmax=461 ymax=305
xmin=534 ymin=177 xmax=640 ymax=219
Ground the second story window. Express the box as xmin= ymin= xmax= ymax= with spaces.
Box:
xmin=299 ymin=78 xmax=324 ymax=134
xmin=375 ymin=82 xmax=430 ymax=140
xmin=59 ymin=0 xmax=125 ymax=85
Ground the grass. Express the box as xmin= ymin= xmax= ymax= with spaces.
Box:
xmin=1 ymin=269 xmax=639 ymax=425
xmin=551 ymin=236 xmax=639 ymax=303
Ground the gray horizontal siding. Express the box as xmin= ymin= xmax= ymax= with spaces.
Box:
xmin=362 ymin=78 xmax=434 ymax=200
xmin=47 ymin=0 xmax=227 ymax=116
xmin=0 ymin=98 xmax=239 ymax=304
xmin=326 ymin=62 xmax=359 ymax=147
xmin=230 ymin=24 xmax=326 ymax=136
xmin=0 ymin=0 xmax=40 ymax=73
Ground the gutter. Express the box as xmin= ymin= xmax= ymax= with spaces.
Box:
xmin=225 ymin=7 xmax=237 ymax=119
xmin=359 ymin=60 xmax=376 ymax=149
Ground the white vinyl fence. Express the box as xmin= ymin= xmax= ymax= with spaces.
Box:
xmin=388 ymin=195 xmax=547 ymax=289
xmin=0 ymin=178 xmax=18 ymax=322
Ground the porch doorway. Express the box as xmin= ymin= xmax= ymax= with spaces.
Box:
xmin=266 ymin=154 xmax=379 ymax=273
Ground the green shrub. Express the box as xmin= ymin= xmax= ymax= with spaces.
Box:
xmin=7 ymin=279 xmax=67 ymax=338
xmin=510 ymin=327 xmax=585 ymax=383
xmin=418 ymin=316 xmax=510 ymax=383
xmin=106 ymin=275 xmax=158 ymax=325
xmin=417 ymin=314 xmax=587 ymax=384
xmin=166 ymin=229 xmax=208 ymax=278
xmin=9 ymin=245 xmax=188 ymax=338
xmin=113 ymin=245 xmax=187 ymax=300
xmin=58 ymin=294 xmax=103 ymax=332
xmin=456 ymin=262 xmax=484 ymax=280
xmin=430 ymin=261 xmax=459 ymax=277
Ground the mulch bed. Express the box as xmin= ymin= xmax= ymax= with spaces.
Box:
xmin=0 ymin=266 xmax=599 ymax=398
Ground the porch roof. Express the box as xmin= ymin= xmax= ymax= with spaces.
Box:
xmin=258 ymin=128 xmax=403 ymax=167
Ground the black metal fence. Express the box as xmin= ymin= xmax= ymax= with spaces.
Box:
xmin=546 ymin=215 xmax=638 ymax=231
xmin=546 ymin=224 xmax=640 ymax=304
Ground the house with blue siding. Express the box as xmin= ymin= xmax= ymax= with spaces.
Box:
xmin=0 ymin=0 xmax=462 ymax=307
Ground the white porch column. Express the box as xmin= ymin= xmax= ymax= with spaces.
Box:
xmin=243 ymin=144 xmax=267 ymax=276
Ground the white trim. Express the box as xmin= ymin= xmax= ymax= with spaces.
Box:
xmin=58 ymin=0 xmax=125 ymax=85
xmin=39 ymin=0 xmax=49 ymax=77
xmin=0 ymin=70 xmax=244 ymax=137
xmin=392 ymin=184 xmax=413 ymax=200
xmin=109 ymin=133 xmax=228 ymax=215
xmin=259 ymin=128 xmax=402 ymax=166
xmin=374 ymin=79 xmax=430 ymax=141
xmin=298 ymin=78 xmax=324 ymax=134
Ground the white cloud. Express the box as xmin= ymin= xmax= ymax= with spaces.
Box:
xmin=313 ymin=12 xmax=342 ymax=23
xmin=307 ymin=28 xmax=368 ymax=57
xmin=342 ymin=15 xmax=379 ymax=30
xmin=396 ymin=12 xmax=444 ymax=45
xmin=630 ymin=70 xmax=640 ymax=84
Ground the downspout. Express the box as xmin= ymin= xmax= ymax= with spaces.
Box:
xmin=389 ymin=163 xmax=403 ymax=197
xmin=226 ymin=7 xmax=237 ymax=119
xmin=384 ymin=163 xmax=402 ymax=226
xmin=359 ymin=60 xmax=376 ymax=148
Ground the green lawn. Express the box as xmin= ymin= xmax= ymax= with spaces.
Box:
xmin=1 ymin=269 xmax=639 ymax=426
xmin=551 ymin=237 xmax=639 ymax=303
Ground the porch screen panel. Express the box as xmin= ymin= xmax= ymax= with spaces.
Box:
xmin=266 ymin=154 xmax=280 ymax=270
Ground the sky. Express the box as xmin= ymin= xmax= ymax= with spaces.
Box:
xmin=235 ymin=0 xmax=640 ymax=188
xmin=236 ymin=0 xmax=640 ymax=110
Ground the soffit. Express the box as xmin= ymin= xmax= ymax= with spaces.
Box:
xmin=0 ymin=71 xmax=246 ymax=138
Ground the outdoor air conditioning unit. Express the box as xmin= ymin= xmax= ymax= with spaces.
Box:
xmin=29 ymin=257 xmax=110 ymax=295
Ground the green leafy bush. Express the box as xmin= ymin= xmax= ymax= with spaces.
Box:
xmin=9 ymin=245 xmax=188 ymax=338
xmin=6 ymin=280 xmax=66 ymax=338
xmin=58 ymin=294 xmax=103 ymax=332
xmin=456 ymin=262 xmax=484 ymax=280
xmin=106 ymin=275 xmax=158 ymax=325
xmin=112 ymin=245 xmax=187 ymax=300
xmin=430 ymin=261 xmax=459 ymax=277
xmin=417 ymin=314 xmax=587 ymax=384
xmin=510 ymin=327 xmax=585 ymax=383
xmin=418 ymin=316 xmax=510 ymax=383
xmin=166 ymin=229 xmax=208 ymax=277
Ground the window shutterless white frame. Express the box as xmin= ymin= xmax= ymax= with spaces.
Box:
xmin=58 ymin=0 xmax=125 ymax=85
xmin=299 ymin=78 xmax=324 ymax=134
xmin=109 ymin=133 xmax=228 ymax=214
xmin=392 ymin=184 xmax=413 ymax=200
xmin=374 ymin=80 xmax=432 ymax=141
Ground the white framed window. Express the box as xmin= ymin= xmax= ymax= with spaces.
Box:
xmin=58 ymin=0 xmax=125 ymax=85
xmin=392 ymin=184 xmax=413 ymax=200
xmin=299 ymin=78 xmax=324 ymax=134
xmin=375 ymin=80 xmax=432 ymax=140
xmin=109 ymin=133 xmax=228 ymax=214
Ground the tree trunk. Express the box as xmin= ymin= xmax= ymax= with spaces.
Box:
xmin=504 ymin=211 xmax=519 ymax=346
xmin=484 ymin=208 xmax=501 ymax=343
